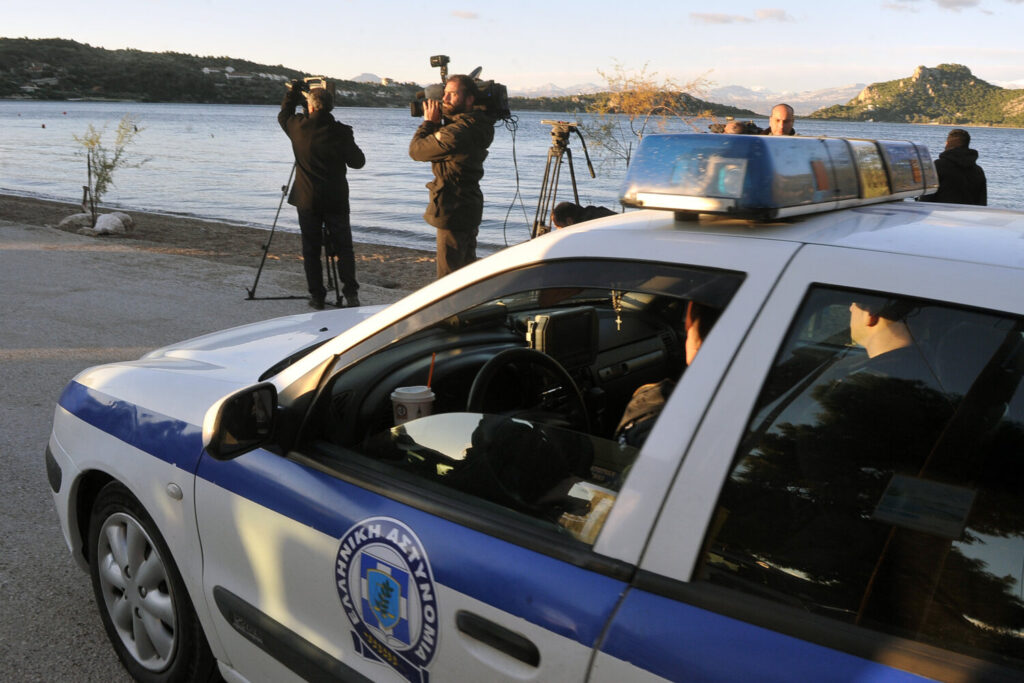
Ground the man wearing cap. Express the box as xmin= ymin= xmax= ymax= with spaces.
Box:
xmin=920 ymin=129 xmax=987 ymax=206
xmin=782 ymin=296 xmax=945 ymax=428
xmin=845 ymin=299 xmax=938 ymax=385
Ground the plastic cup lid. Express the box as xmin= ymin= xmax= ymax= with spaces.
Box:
xmin=392 ymin=385 xmax=434 ymax=400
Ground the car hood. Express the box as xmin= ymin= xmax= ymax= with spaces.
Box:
xmin=64 ymin=305 xmax=388 ymax=430
xmin=138 ymin=305 xmax=386 ymax=382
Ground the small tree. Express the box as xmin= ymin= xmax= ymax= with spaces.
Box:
xmin=73 ymin=114 xmax=145 ymax=226
xmin=581 ymin=63 xmax=713 ymax=168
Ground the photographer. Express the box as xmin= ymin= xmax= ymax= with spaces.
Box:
xmin=279 ymin=80 xmax=365 ymax=309
xmin=409 ymin=75 xmax=495 ymax=278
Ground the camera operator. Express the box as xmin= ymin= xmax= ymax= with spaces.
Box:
xmin=279 ymin=80 xmax=365 ymax=309
xmin=409 ymin=75 xmax=495 ymax=278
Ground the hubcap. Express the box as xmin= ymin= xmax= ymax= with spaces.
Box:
xmin=96 ymin=512 xmax=177 ymax=671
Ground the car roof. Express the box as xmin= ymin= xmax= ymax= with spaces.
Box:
xmin=578 ymin=201 xmax=1024 ymax=271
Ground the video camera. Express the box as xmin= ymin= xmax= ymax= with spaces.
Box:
xmin=409 ymin=55 xmax=511 ymax=121
xmin=287 ymin=75 xmax=333 ymax=93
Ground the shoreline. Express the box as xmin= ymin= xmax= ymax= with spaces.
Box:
xmin=0 ymin=193 xmax=437 ymax=294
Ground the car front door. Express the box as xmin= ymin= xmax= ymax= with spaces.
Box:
xmin=192 ymin=242 xmax=789 ymax=682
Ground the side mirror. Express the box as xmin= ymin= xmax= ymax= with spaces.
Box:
xmin=203 ymin=383 xmax=278 ymax=460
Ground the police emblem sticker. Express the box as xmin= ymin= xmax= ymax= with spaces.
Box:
xmin=336 ymin=517 xmax=438 ymax=683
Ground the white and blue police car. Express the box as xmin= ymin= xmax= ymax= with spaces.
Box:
xmin=47 ymin=133 xmax=1024 ymax=682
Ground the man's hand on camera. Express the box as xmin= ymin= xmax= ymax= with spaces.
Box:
xmin=423 ymin=99 xmax=442 ymax=124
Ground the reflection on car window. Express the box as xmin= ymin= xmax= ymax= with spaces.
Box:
xmin=305 ymin=259 xmax=744 ymax=546
xmin=360 ymin=413 xmax=635 ymax=544
xmin=698 ymin=286 xmax=1024 ymax=669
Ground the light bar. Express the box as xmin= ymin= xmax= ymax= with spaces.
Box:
xmin=619 ymin=134 xmax=938 ymax=220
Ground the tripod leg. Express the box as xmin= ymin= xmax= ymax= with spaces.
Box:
xmin=247 ymin=163 xmax=296 ymax=299
xmin=566 ymin=148 xmax=580 ymax=206
xmin=549 ymin=152 xmax=564 ymax=211
xmin=323 ymin=226 xmax=343 ymax=307
xmin=532 ymin=152 xmax=557 ymax=238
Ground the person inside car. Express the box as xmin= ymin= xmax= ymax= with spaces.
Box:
xmin=846 ymin=298 xmax=942 ymax=387
xmin=615 ymin=301 xmax=719 ymax=447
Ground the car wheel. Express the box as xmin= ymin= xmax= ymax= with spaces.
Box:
xmin=88 ymin=482 xmax=218 ymax=682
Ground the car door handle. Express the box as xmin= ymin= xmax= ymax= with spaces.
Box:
xmin=455 ymin=610 xmax=540 ymax=667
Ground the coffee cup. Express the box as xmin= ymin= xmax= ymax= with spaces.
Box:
xmin=390 ymin=385 xmax=435 ymax=425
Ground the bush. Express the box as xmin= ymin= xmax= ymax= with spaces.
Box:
xmin=73 ymin=114 xmax=145 ymax=226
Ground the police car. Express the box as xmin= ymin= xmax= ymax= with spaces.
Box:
xmin=47 ymin=134 xmax=1024 ymax=682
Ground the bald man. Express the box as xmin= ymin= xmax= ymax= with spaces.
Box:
xmin=768 ymin=103 xmax=796 ymax=136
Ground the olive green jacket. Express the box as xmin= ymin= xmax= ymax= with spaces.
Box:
xmin=409 ymin=110 xmax=495 ymax=231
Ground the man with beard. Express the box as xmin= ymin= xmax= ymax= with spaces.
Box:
xmin=409 ymin=75 xmax=496 ymax=278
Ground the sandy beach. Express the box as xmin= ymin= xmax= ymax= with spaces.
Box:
xmin=0 ymin=193 xmax=438 ymax=295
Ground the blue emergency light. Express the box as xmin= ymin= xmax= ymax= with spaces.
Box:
xmin=619 ymin=134 xmax=939 ymax=220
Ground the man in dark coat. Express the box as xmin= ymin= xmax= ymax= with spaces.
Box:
xmin=279 ymin=82 xmax=365 ymax=309
xmin=920 ymin=129 xmax=987 ymax=206
xmin=409 ymin=74 xmax=495 ymax=278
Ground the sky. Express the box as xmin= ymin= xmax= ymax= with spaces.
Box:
xmin=4 ymin=0 xmax=1024 ymax=94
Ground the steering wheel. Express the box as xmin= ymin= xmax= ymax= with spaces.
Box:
xmin=466 ymin=347 xmax=590 ymax=433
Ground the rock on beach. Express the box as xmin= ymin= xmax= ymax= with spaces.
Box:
xmin=59 ymin=211 xmax=136 ymax=236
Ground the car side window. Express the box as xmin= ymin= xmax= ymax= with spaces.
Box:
xmin=302 ymin=259 xmax=744 ymax=546
xmin=697 ymin=286 xmax=1024 ymax=669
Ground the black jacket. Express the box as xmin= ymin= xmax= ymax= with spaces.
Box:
xmin=409 ymin=110 xmax=495 ymax=231
xmin=279 ymin=91 xmax=365 ymax=213
xmin=920 ymin=145 xmax=987 ymax=206
xmin=579 ymin=205 xmax=617 ymax=222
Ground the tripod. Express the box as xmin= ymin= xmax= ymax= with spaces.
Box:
xmin=531 ymin=120 xmax=595 ymax=239
xmin=246 ymin=163 xmax=306 ymax=301
xmin=321 ymin=222 xmax=345 ymax=308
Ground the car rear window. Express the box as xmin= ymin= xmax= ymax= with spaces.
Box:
xmin=697 ymin=285 xmax=1024 ymax=670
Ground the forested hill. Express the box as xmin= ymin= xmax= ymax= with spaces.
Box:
xmin=0 ymin=38 xmax=421 ymax=106
xmin=509 ymin=92 xmax=761 ymax=119
xmin=1 ymin=37 xmax=760 ymax=118
xmin=809 ymin=64 xmax=1024 ymax=127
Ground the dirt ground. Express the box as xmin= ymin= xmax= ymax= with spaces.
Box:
xmin=0 ymin=194 xmax=437 ymax=293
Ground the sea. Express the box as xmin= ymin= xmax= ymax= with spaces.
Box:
xmin=2 ymin=100 xmax=1022 ymax=255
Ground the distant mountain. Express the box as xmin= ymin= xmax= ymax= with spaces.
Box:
xmin=809 ymin=64 xmax=1024 ymax=127
xmin=992 ymin=78 xmax=1024 ymax=89
xmin=708 ymin=83 xmax=866 ymax=117
xmin=509 ymin=82 xmax=603 ymax=98
xmin=350 ymin=72 xmax=381 ymax=83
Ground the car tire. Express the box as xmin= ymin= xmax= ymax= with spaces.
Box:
xmin=88 ymin=482 xmax=218 ymax=682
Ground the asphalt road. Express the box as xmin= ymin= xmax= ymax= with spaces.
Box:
xmin=0 ymin=221 xmax=399 ymax=680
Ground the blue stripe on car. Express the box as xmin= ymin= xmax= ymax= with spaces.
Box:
xmin=59 ymin=381 xmax=204 ymax=471
xmin=601 ymin=589 xmax=927 ymax=682
xmin=199 ymin=451 xmax=626 ymax=648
